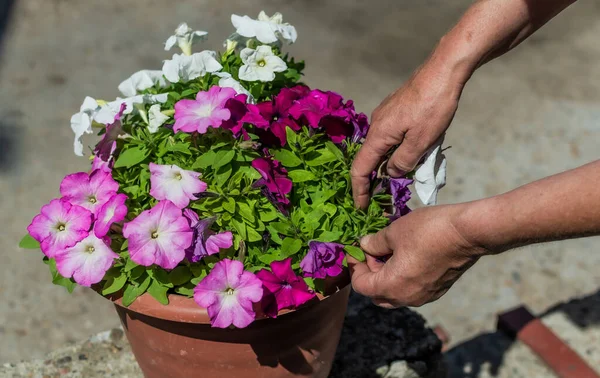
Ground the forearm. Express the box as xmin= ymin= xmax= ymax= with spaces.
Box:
xmin=462 ymin=160 xmax=600 ymax=254
xmin=424 ymin=0 xmax=577 ymax=87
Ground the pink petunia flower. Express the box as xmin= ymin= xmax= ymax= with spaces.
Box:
xmin=94 ymin=193 xmax=128 ymax=237
xmin=194 ymin=259 xmax=263 ymax=328
xmin=183 ymin=209 xmax=233 ymax=263
xmin=300 ymin=241 xmax=345 ymax=279
xmin=55 ymin=233 xmax=118 ymax=287
xmin=251 ymin=157 xmax=292 ymax=206
xmin=60 ymin=170 xmax=119 ymax=216
xmin=27 ymin=198 xmax=92 ymax=258
xmin=288 ymin=89 xmax=330 ymax=128
xmin=256 ymin=258 xmax=315 ymax=318
xmin=173 ymin=86 xmax=237 ymax=134
xmin=149 ymin=163 xmax=207 ymax=209
xmin=122 ymin=200 xmax=193 ymax=269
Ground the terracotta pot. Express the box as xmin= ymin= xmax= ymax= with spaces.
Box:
xmin=110 ymin=274 xmax=351 ymax=378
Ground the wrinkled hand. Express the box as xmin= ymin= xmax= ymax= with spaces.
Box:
xmin=348 ymin=204 xmax=487 ymax=307
xmin=351 ymin=63 xmax=464 ymax=209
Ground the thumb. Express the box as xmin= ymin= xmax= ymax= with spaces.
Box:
xmin=386 ymin=138 xmax=424 ymax=177
xmin=360 ymin=228 xmax=393 ymax=257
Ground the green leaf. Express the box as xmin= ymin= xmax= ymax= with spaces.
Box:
xmin=43 ymin=257 xmax=77 ymax=293
xmin=213 ymin=150 xmax=235 ymax=169
xmin=147 ymin=280 xmax=169 ymax=305
xmin=344 ymin=245 xmax=365 ymax=262
xmin=325 ymin=141 xmax=345 ymax=162
xmin=124 ymin=258 xmax=139 ymax=272
xmin=231 ymin=218 xmax=247 ymax=239
xmin=273 ymin=150 xmax=302 ymax=167
xmin=269 ymin=222 xmax=293 ymax=236
xmin=281 ymin=237 xmax=303 ymax=257
xmin=19 ymin=234 xmax=40 ymax=249
xmin=114 ymin=146 xmax=148 ymax=168
xmin=102 ymin=273 xmax=127 ymax=295
xmin=285 ymin=127 xmax=298 ymax=147
xmin=122 ymin=274 xmax=151 ymax=307
xmin=174 ymin=284 xmax=195 ymax=297
xmin=215 ymin=164 xmax=233 ymax=187
xmin=247 ymin=227 xmax=263 ymax=242
xmin=237 ymin=202 xmax=255 ymax=223
xmin=316 ymin=230 xmax=343 ymax=242
xmin=223 ymin=197 xmax=236 ymax=213
xmin=192 ymin=151 xmax=216 ymax=169
xmin=306 ymin=148 xmax=337 ymax=166
xmin=288 ymin=170 xmax=316 ymax=182
xmin=169 ymin=266 xmax=192 ymax=286
xmin=149 ymin=267 xmax=173 ymax=288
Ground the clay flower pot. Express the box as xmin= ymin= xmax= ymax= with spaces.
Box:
xmin=109 ymin=273 xmax=351 ymax=378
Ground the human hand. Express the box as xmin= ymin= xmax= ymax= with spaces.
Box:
xmin=351 ymin=58 xmax=466 ymax=209
xmin=348 ymin=204 xmax=488 ymax=307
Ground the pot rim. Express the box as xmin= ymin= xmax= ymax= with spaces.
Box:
xmin=104 ymin=270 xmax=350 ymax=325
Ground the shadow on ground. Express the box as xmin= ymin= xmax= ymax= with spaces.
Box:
xmin=445 ymin=289 xmax=600 ymax=377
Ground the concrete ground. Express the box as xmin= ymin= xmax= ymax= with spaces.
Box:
xmin=1 ymin=0 xmax=599 ymax=367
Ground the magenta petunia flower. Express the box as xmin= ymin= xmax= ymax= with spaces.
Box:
xmin=27 ymin=198 xmax=93 ymax=258
xmin=94 ymin=103 xmax=127 ymax=162
xmin=60 ymin=170 xmax=119 ymax=216
xmin=122 ymin=200 xmax=193 ymax=269
xmin=300 ymin=241 xmax=345 ymax=279
xmin=288 ymin=89 xmax=330 ymax=128
xmin=183 ymin=209 xmax=233 ymax=263
xmin=91 ymin=154 xmax=113 ymax=173
xmin=256 ymin=258 xmax=315 ymax=318
xmin=320 ymin=116 xmax=353 ymax=144
xmin=194 ymin=259 xmax=263 ymax=328
xmin=389 ymin=177 xmax=413 ymax=219
xmin=149 ymin=163 xmax=207 ymax=209
xmin=55 ymin=233 xmax=118 ymax=287
xmin=221 ymin=94 xmax=269 ymax=138
xmin=251 ymin=157 xmax=292 ymax=205
xmin=255 ymin=86 xmax=307 ymax=146
xmin=94 ymin=193 xmax=128 ymax=237
xmin=173 ymin=86 xmax=237 ymax=134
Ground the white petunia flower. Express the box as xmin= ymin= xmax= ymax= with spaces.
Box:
xmin=71 ymin=96 xmax=100 ymax=156
xmin=164 ymin=22 xmax=208 ymax=56
xmin=414 ymin=137 xmax=447 ymax=206
xmin=94 ymin=94 xmax=169 ymax=125
xmin=118 ymin=70 xmax=168 ymax=97
xmin=231 ymin=11 xmax=297 ymax=45
xmin=215 ymin=72 xmax=253 ymax=102
xmin=162 ymin=51 xmax=222 ymax=83
xmin=148 ymin=104 xmax=170 ymax=133
xmin=238 ymin=46 xmax=287 ymax=82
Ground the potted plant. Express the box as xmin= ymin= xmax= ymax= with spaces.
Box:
xmin=19 ymin=11 xmax=447 ymax=378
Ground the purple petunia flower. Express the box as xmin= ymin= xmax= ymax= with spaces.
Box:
xmin=55 ymin=233 xmax=118 ymax=287
xmin=389 ymin=177 xmax=413 ymax=218
xmin=183 ymin=209 xmax=233 ymax=262
xmin=251 ymin=157 xmax=292 ymax=205
xmin=27 ymin=198 xmax=93 ymax=258
xmin=60 ymin=170 xmax=119 ymax=217
xmin=122 ymin=200 xmax=193 ymax=269
xmin=173 ymin=86 xmax=237 ymax=134
xmin=149 ymin=163 xmax=207 ymax=209
xmin=256 ymin=258 xmax=315 ymax=318
xmin=300 ymin=241 xmax=345 ymax=279
xmin=194 ymin=259 xmax=263 ymax=328
xmin=288 ymin=89 xmax=330 ymax=128
xmin=94 ymin=103 xmax=127 ymax=162
xmin=94 ymin=193 xmax=128 ymax=238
